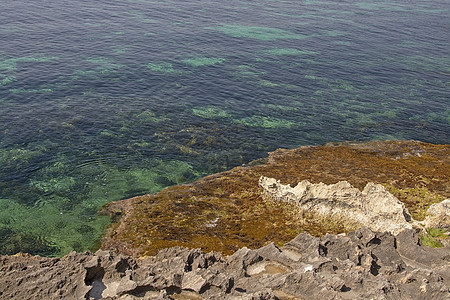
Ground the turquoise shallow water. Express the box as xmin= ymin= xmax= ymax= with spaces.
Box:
xmin=0 ymin=0 xmax=449 ymax=256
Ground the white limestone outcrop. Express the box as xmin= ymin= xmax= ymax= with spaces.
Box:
xmin=424 ymin=199 xmax=450 ymax=231
xmin=259 ymin=176 xmax=413 ymax=235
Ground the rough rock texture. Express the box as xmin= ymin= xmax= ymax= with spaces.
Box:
xmin=1 ymin=228 xmax=449 ymax=300
xmin=259 ymin=177 xmax=414 ymax=235
xmin=100 ymin=140 xmax=449 ymax=257
xmin=424 ymin=199 xmax=450 ymax=231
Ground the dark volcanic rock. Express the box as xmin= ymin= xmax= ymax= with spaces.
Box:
xmin=1 ymin=228 xmax=449 ymax=299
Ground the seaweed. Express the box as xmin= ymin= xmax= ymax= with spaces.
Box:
xmin=101 ymin=141 xmax=449 ymax=257
xmin=0 ymin=227 xmax=58 ymax=256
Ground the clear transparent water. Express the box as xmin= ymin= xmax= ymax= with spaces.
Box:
xmin=0 ymin=0 xmax=449 ymax=256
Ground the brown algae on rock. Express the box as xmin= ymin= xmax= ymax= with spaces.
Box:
xmin=100 ymin=140 xmax=449 ymax=257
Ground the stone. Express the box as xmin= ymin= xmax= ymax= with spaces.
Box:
xmin=396 ymin=229 xmax=450 ymax=270
xmin=259 ymin=176 xmax=413 ymax=235
xmin=282 ymin=232 xmax=321 ymax=261
xmin=226 ymin=247 xmax=261 ymax=278
xmin=1 ymin=229 xmax=449 ymax=299
xmin=424 ymin=199 xmax=450 ymax=231
xmin=181 ymin=272 xmax=207 ymax=293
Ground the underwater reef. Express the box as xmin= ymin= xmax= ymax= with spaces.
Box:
xmin=100 ymin=140 xmax=449 ymax=257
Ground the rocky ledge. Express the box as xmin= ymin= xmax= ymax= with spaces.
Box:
xmin=100 ymin=140 xmax=449 ymax=256
xmin=1 ymin=228 xmax=449 ymax=299
xmin=259 ymin=177 xmax=450 ymax=236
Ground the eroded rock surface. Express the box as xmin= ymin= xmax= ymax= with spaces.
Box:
xmin=259 ymin=177 xmax=414 ymax=235
xmin=1 ymin=228 xmax=449 ymax=300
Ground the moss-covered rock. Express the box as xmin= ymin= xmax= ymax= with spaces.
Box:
xmin=100 ymin=140 xmax=449 ymax=257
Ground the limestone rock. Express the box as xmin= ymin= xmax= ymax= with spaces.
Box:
xmin=424 ymin=199 xmax=450 ymax=231
xmin=1 ymin=228 xmax=449 ymax=299
xmin=259 ymin=176 xmax=413 ymax=235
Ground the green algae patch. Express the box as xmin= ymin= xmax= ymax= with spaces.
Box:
xmin=30 ymin=176 xmax=76 ymax=194
xmin=71 ymin=57 xmax=123 ymax=80
xmin=420 ymin=235 xmax=443 ymax=248
xmin=0 ymin=56 xmax=57 ymax=72
xmin=192 ymin=107 xmax=231 ymax=119
xmin=0 ymin=148 xmax=39 ymax=164
xmin=420 ymin=228 xmax=447 ymax=248
xmin=400 ymin=55 xmax=450 ymax=73
xmin=258 ymin=80 xmax=280 ymax=87
xmin=135 ymin=109 xmax=168 ymax=123
xmin=324 ymin=30 xmax=346 ymax=37
xmin=0 ymin=198 xmax=110 ymax=256
xmin=100 ymin=129 xmax=119 ymax=137
xmin=266 ymin=48 xmax=318 ymax=56
xmin=383 ymin=185 xmax=445 ymax=221
xmin=427 ymin=228 xmax=447 ymax=239
xmin=0 ymin=75 xmax=16 ymax=86
xmin=261 ymin=103 xmax=297 ymax=112
xmin=147 ymin=62 xmax=180 ymax=74
xmin=0 ymin=145 xmax=203 ymax=256
xmin=111 ymin=46 xmax=130 ymax=54
xmin=234 ymin=116 xmax=295 ymax=128
xmin=100 ymin=141 xmax=450 ymax=257
xmin=85 ymin=58 xmax=122 ymax=67
xmin=9 ymin=88 xmax=53 ymax=94
xmin=210 ymin=24 xmax=309 ymax=41
xmin=182 ymin=57 xmax=225 ymax=67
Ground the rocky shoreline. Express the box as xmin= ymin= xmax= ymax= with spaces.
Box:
xmin=1 ymin=140 xmax=449 ymax=299
xmin=1 ymin=227 xmax=449 ymax=299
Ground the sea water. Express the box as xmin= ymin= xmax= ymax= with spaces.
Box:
xmin=0 ymin=0 xmax=448 ymax=256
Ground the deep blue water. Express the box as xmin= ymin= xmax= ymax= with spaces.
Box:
xmin=0 ymin=0 xmax=449 ymax=256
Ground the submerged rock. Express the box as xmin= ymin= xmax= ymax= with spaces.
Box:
xmin=0 ymin=228 xmax=448 ymax=299
xmin=259 ymin=177 xmax=413 ymax=235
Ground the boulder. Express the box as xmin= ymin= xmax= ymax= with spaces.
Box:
xmin=424 ymin=199 xmax=450 ymax=231
xmin=259 ymin=176 xmax=413 ymax=235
